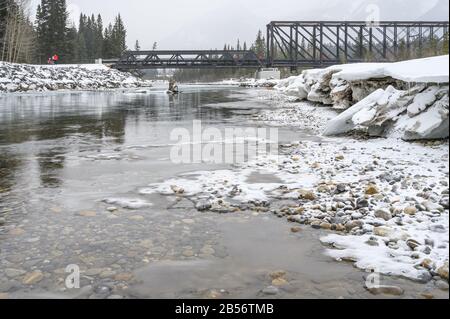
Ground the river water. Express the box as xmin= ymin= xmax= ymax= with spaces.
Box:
xmin=0 ymin=85 xmax=444 ymax=299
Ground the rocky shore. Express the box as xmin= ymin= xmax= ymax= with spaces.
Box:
xmin=274 ymin=55 xmax=449 ymax=141
xmin=140 ymin=87 xmax=449 ymax=295
xmin=0 ymin=62 xmax=152 ymax=93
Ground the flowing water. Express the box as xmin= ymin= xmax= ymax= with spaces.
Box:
xmin=0 ymin=85 xmax=444 ymax=299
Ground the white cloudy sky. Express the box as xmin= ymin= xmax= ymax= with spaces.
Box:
xmin=29 ymin=0 xmax=449 ymax=50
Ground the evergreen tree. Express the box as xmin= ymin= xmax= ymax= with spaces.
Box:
xmin=95 ymin=14 xmax=103 ymax=58
xmin=111 ymin=14 xmax=126 ymax=56
xmin=252 ymin=30 xmax=266 ymax=58
xmin=35 ymin=0 xmax=70 ymax=63
xmin=103 ymin=23 xmax=114 ymax=58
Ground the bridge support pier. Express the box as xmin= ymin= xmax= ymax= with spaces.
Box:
xmin=255 ymin=68 xmax=281 ymax=80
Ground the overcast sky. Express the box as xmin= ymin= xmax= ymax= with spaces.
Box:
xmin=29 ymin=0 xmax=450 ymax=50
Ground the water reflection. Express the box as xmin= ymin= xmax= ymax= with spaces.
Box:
xmin=0 ymin=87 xmax=248 ymax=203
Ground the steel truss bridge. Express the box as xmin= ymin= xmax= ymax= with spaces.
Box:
xmin=113 ymin=21 xmax=449 ymax=70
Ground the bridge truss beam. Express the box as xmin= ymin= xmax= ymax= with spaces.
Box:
xmin=114 ymin=50 xmax=264 ymax=70
xmin=266 ymin=21 xmax=449 ymax=68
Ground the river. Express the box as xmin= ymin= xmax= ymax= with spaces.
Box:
xmin=0 ymin=85 xmax=446 ymax=299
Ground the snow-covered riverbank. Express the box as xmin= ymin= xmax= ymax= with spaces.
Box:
xmin=275 ymin=55 xmax=449 ymax=141
xmin=0 ymin=63 xmax=152 ymax=93
xmin=137 ymin=87 xmax=448 ymax=295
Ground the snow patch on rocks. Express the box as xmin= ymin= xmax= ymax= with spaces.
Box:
xmin=0 ymin=62 xmax=152 ymax=93
xmin=274 ymin=56 xmax=449 ymax=141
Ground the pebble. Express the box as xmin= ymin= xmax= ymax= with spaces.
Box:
xmin=421 ymin=292 xmax=434 ymax=299
xmin=94 ymin=285 xmax=112 ymax=295
xmin=114 ymin=273 xmax=134 ymax=282
xmin=182 ymin=250 xmax=195 ymax=257
xmin=366 ymin=285 xmax=404 ymax=296
xmin=436 ymin=262 xmax=449 ymax=281
xmin=320 ymin=222 xmax=332 ymax=230
xmin=22 ymin=270 xmax=44 ymax=285
xmin=272 ymin=278 xmax=288 ymax=286
xmin=269 ymin=270 xmax=286 ymax=280
xmin=373 ymin=226 xmax=393 ymax=237
xmin=200 ymin=246 xmax=215 ymax=255
xmin=262 ymin=286 xmax=279 ymax=296
xmin=435 ymin=280 xmax=449 ymax=291
xmin=374 ymin=209 xmax=392 ymax=221
xmin=5 ymin=268 xmax=26 ymax=278
xmin=403 ymin=206 xmax=417 ymax=215
xmin=335 ymin=183 xmax=347 ymax=193
xmin=290 ymin=226 xmax=302 ymax=233
xmin=195 ymin=200 xmax=212 ymax=212
xmin=420 ymin=258 xmax=435 ymax=270
xmin=365 ymin=185 xmax=379 ymax=195
xmin=406 ymin=239 xmax=421 ymax=250
xmin=298 ymin=190 xmax=316 ymax=201
xmin=78 ymin=211 xmax=97 ymax=217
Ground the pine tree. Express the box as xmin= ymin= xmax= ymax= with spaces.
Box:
xmin=252 ymin=30 xmax=266 ymax=58
xmin=95 ymin=14 xmax=103 ymax=58
xmin=110 ymin=14 xmax=126 ymax=57
xmin=103 ymin=23 xmax=113 ymax=58
xmin=35 ymin=0 xmax=70 ymax=63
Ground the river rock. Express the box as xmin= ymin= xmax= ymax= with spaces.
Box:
xmin=373 ymin=226 xmax=393 ymax=237
xmin=435 ymin=280 xmax=449 ymax=291
xmin=437 ymin=262 xmax=449 ymax=281
xmin=406 ymin=239 xmax=421 ymax=250
xmin=78 ymin=211 xmax=97 ymax=217
xmin=298 ymin=190 xmax=316 ymax=201
xmin=420 ymin=258 xmax=435 ymax=270
xmin=114 ymin=273 xmax=134 ymax=282
xmin=290 ymin=226 xmax=302 ymax=233
xmin=366 ymin=285 xmax=404 ymax=296
xmin=195 ymin=200 xmax=212 ymax=212
xmin=22 ymin=270 xmax=44 ymax=285
xmin=365 ymin=184 xmax=379 ymax=195
xmin=262 ymin=286 xmax=279 ymax=296
xmin=403 ymin=206 xmax=417 ymax=215
xmin=5 ymin=268 xmax=26 ymax=278
xmin=272 ymin=278 xmax=288 ymax=286
xmin=374 ymin=209 xmax=392 ymax=221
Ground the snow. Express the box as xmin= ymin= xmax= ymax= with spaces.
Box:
xmin=0 ymin=62 xmax=152 ymax=93
xmin=103 ymin=198 xmax=152 ymax=209
xmin=407 ymin=86 xmax=439 ymax=116
xmin=332 ymin=55 xmax=449 ymax=84
xmin=274 ymin=56 xmax=449 ymax=140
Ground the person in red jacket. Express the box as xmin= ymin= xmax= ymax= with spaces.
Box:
xmin=52 ymin=54 xmax=59 ymax=64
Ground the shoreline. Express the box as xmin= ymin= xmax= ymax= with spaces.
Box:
xmin=142 ymin=87 xmax=449 ymax=294
xmin=0 ymin=62 xmax=152 ymax=93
